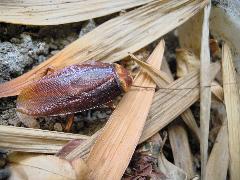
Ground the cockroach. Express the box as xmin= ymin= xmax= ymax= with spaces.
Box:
xmin=16 ymin=62 xmax=133 ymax=117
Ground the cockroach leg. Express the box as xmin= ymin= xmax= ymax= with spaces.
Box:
xmin=104 ymin=102 xmax=116 ymax=110
xmin=16 ymin=111 xmax=40 ymax=129
xmin=45 ymin=66 xmax=56 ymax=76
xmin=65 ymin=114 xmax=75 ymax=132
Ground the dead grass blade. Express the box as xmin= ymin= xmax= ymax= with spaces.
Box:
xmin=168 ymin=123 xmax=195 ymax=179
xmin=0 ymin=0 xmax=153 ymax=25
xmin=206 ymin=123 xmax=229 ymax=180
xmin=86 ymin=40 xmax=164 ymax=180
xmin=0 ymin=125 xmax=89 ymax=153
xmin=8 ymin=152 xmax=88 ymax=180
xmin=222 ymin=43 xmax=240 ymax=180
xmin=199 ymin=3 xmax=212 ymax=179
xmin=140 ymin=62 xmax=220 ymax=143
xmin=0 ymin=0 xmax=208 ymax=97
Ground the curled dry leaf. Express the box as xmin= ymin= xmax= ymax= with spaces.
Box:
xmin=0 ymin=0 xmax=208 ymax=97
xmin=176 ymin=48 xmax=200 ymax=78
xmin=8 ymin=153 xmax=89 ymax=180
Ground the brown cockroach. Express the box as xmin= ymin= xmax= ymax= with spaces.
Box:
xmin=16 ymin=61 xmax=133 ymax=117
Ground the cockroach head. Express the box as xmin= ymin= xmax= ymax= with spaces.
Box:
xmin=114 ymin=63 xmax=133 ymax=92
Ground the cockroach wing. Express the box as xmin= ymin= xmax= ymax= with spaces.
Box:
xmin=17 ymin=62 xmax=124 ymax=116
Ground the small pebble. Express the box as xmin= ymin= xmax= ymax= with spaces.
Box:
xmin=54 ymin=123 xmax=63 ymax=132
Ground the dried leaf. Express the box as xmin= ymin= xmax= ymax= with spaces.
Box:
xmin=199 ymin=3 xmax=211 ymax=178
xmin=0 ymin=0 xmax=153 ymax=25
xmin=8 ymin=153 xmax=88 ymax=180
xmin=0 ymin=0 xmax=208 ymax=97
xmin=0 ymin=125 xmax=88 ymax=153
xmin=86 ymin=40 xmax=164 ymax=180
xmin=222 ymin=43 xmax=240 ymax=180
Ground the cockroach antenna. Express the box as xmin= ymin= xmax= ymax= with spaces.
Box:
xmin=128 ymin=52 xmax=143 ymax=63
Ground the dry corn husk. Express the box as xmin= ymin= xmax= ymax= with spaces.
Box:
xmin=222 ymin=43 xmax=240 ymax=180
xmin=0 ymin=0 xmax=208 ymax=97
xmin=0 ymin=0 xmax=153 ymax=25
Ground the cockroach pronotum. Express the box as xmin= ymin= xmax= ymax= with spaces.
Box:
xmin=17 ymin=62 xmax=133 ymax=118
